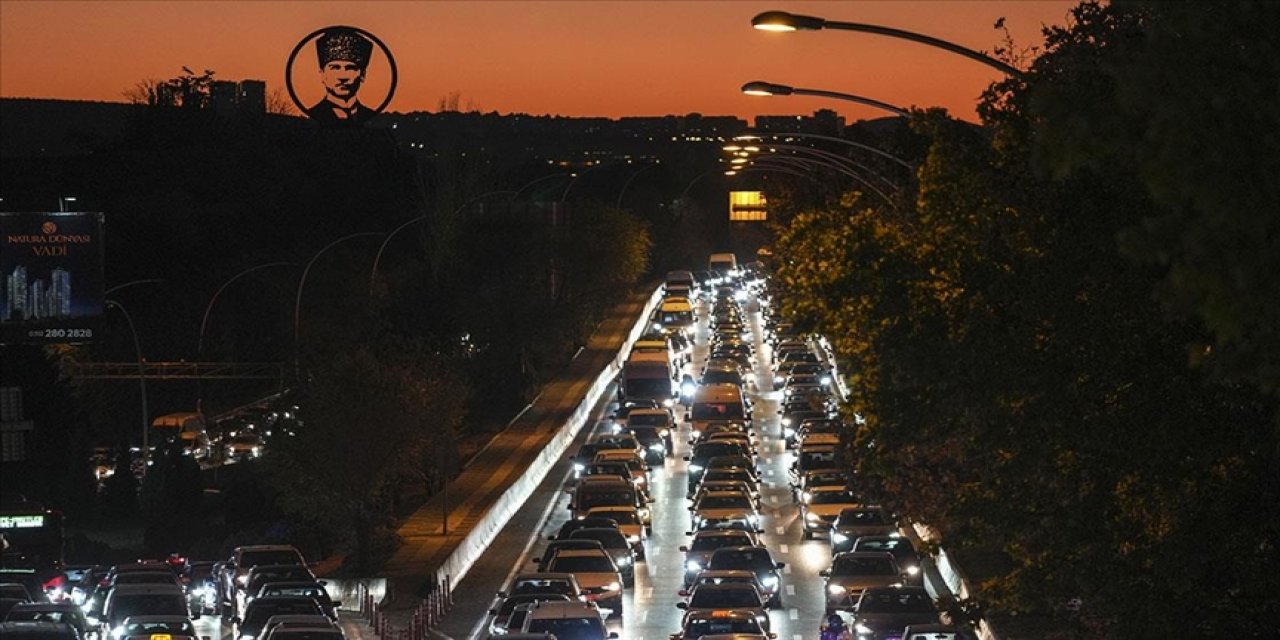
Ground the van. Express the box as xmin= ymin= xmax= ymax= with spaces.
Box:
xmin=708 ymin=253 xmax=738 ymax=280
xmin=689 ymin=383 xmax=749 ymax=436
xmin=665 ymin=270 xmax=695 ymax=290
xmin=150 ymin=412 xmax=206 ymax=433
xmin=619 ymin=350 xmax=676 ymax=404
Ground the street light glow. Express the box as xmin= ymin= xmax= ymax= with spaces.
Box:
xmin=752 ymin=11 xmax=825 ymax=32
xmin=723 ymin=145 xmax=743 ymax=152
xmin=742 ymin=81 xmax=794 ymax=97
xmin=724 ymin=170 xmax=738 ymax=176
xmin=730 ymin=158 xmax=749 ymax=165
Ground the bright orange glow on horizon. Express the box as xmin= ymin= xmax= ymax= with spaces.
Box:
xmin=0 ymin=1 xmax=1075 ymax=122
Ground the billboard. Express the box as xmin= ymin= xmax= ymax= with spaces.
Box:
xmin=729 ymin=190 xmax=768 ymax=222
xmin=1 ymin=212 xmax=105 ymax=344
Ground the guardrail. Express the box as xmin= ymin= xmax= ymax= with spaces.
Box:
xmin=912 ymin=522 xmax=998 ymax=640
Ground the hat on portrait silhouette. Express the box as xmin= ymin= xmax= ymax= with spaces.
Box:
xmin=315 ymin=28 xmax=373 ymax=69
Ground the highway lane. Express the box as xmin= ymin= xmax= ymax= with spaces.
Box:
xmin=473 ymin=285 xmax=834 ymax=640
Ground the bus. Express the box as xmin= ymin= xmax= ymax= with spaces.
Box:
xmin=0 ymin=499 xmax=65 ymax=598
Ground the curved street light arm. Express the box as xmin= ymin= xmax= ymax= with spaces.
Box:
xmin=512 ymin=173 xmax=572 ymax=201
xmin=750 ymin=156 xmax=896 ymax=206
xmin=105 ymin=279 xmax=165 ymax=296
xmin=733 ymin=167 xmax=822 ymax=183
xmin=759 ymin=143 xmax=901 ymax=193
xmin=790 ymin=87 xmax=910 ymax=117
xmin=105 ymin=299 xmax=149 ymax=459
xmin=739 ymin=130 xmax=912 ymax=169
xmin=294 ymin=231 xmax=385 ymax=379
xmin=197 ymin=261 xmax=296 ymax=413
xmin=819 ymin=19 xmax=1026 ymax=78
xmin=561 ymin=162 xmax=612 ymax=203
xmin=616 ymin=163 xmax=661 ymax=209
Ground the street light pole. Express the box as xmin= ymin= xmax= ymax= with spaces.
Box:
xmin=105 ymin=299 xmax=148 ymax=463
xmin=735 ymin=131 xmax=913 ymax=169
xmin=512 ymin=173 xmax=572 ymax=201
xmin=197 ymin=262 xmax=296 ymax=413
xmin=741 ymin=81 xmax=910 ymax=117
xmin=751 ymin=10 xmax=1026 ymax=78
xmin=746 ymin=144 xmax=900 ymax=193
xmin=293 ymin=232 xmax=385 ymax=381
xmin=616 ymin=162 xmax=661 ymax=209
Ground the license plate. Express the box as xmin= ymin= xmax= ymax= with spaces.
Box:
xmin=151 ymin=634 xmax=172 ymax=640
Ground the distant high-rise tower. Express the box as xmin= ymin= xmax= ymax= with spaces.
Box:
xmin=29 ymin=279 xmax=46 ymax=320
xmin=51 ymin=268 xmax=71 ymax=317
xmin=238 ymin=80 xmax=266 ymax=114
xmin=210 ymin=80 xmax=239 ymax=114
xmin=6 ymin=266 xmax=28 ymax=321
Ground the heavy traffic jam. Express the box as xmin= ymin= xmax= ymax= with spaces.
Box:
xmin=482 ymin=256 xmax=966 ymax=640
xmin=1 ymin=254 xmax=967 ymax=640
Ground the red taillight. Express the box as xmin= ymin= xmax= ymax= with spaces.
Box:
xmin=43 ymin=575 xmax=66 ymax=590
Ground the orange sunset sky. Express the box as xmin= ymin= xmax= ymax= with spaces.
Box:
xmin=0 ymin=1 xmax=1077 ymax=122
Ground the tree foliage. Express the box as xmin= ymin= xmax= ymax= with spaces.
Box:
xmin=769 ymin=2 xmax=1279 ymax=635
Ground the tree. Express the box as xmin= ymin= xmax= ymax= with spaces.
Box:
xmin=269 ymin=337 xmax=466 ymax=571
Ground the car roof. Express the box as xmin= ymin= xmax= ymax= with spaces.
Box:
xmin=525 ymin=600 xmax=601 ymax=619
xmin=512 ymin=572 xmax=576 ymax=582
xmin=108 ymin=585 xmax=184 ymax=595
xmin=236 ymin=545 xmax=300 ymax=552
xmin=685 ymin=609 xmax=758 ymax=621
xmin=10 ymin=603 xmax=81 ymax=612
xmin=120 ymin=615 xmax=192 ymax=624
xmin=549 ymin=548 xmax=611 ymax=559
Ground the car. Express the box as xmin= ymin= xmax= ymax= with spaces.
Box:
xmin=686 ymin=442 xmax=753 ymax=492
xmin=519 ymin=600 xmax=616 ymax=640
xmin=222 ymin=546 xmax=306 ymax=614
xmin=699 ymin=468 xmax=760 ymax=493
xmin=179 ymin=562 xmax=217 ymax=615
xmin=262 ymin=625 xmax=344 ymax=640
xmin=676 ymin=583 xmax=771 ymax=632
xmin=101 ymin=585 xmax=192 ymax=639
xmin=572 ymin=442 xmax=636 ymax=479
xmin=848 ymin=537 xmax=922 ymax=584
xmin=0 ymin=621 xmax=81 ymax=640
xmin=69 ymin=567 xmax=108 ymax=607
xmin=679 ymin=531 xmax=762 ymax=586
xmin=3 ymin=603 xmax=90 ymax=638
xmin=550 ymin=518 xmax=619 ymax=542
xmin=705 ymin=547 xmax=785 ymax=608
xmin=542 ymin=549 xmax=625 ymax=617
xmin=900 ymin=623 xmax=967 ymax=640
xmin=799 ymin=487 xmax=861 ymax=538
xmin=690 ymin=480 xmax=760 ymax=508
xmin=224 ymin=433 xmax=264 ymax=461
xmin=681 ymin=570 xmax=766 ymax=598
xmin=830 ymin=508 xmax=899 ymax=554
xmin=566 ymin=528 xmax=635 ymax=585
xmin=243 ymin=566 xmax=317 ymax=608
xmin=689 ymin=422 xmax=753 ymax=447
xmin=569 ymin=477 xmax=649 ymax=524
xmin=821 ymin=553 xmax=905 ymax=613
xmin=792 ymin=470 xmax=854 ymax=502
xmin=498 ymin=573 xmax=584 ymax=603
xmin=591 ymin=451 xmax=650 ymax=491
xmin=234 ymin=596 xmax=324 ymax=640
xmin=487 ymin=594 xmax=572 ymax=636
xmin=850 ymin=587 xmax=940 ymax=639
xmin=258 ymin=614 xmax=336 ymax=640
xmin=793 ymin=419 xmax=843 ymax=449
xmin=789 ymin=445 xmax=839 ymax=482
xmin=669 ymin=609 xmax=772 ymax=640
xmin=690 ymin=491 xmax=760 ymax=531
xmin=534 ymin=540 xmax=608 ymax=570
xmin=252 ymin=582 xmax=338 ymax=620
xmin=584 ymin=506 xmax=646 ymax=558
xmin=117 ymin=615 xmax=198 ymax=640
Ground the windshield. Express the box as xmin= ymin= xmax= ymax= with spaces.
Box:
xmin=697 ymin=495 xmax=753 ymax=509
xmin=854 ymin=539 xmax=914 ymax=559
xmin=810 ymin=490 xmax=857 ymax=505
xmin=837 ymin=510 xmax=891 ymax=526
xmin=627 ymin=414 xmax=668 ymax=427
xmin=244 ymin=601 xmax=323 ymax=628
xmin=123 ymin=620 xmax=195 ymax=635
xmin=241 ymin=550 xmax=303 ymax=568
xmin=110 ymin=595 xmax=187 ymax=621
xmin=497 ymin=594 xmax=568 ymax=616
xmin=524 ymin=617 xmax=606 ymax=640
xmin=689 ymin=588 xmax=762 ymax=609
xmin=548 ymin=556 xmax=617 ymax=573
xmin=710 ymin=549 xmax=774 ymax=572
xmin=271 ymin=632 xmax=344 ymax=640
xmin=512 ymin=581 xmax=574 ymax=597
xmin=570 ymin=530 xmax=628 ymax=548
xmin=251 ymin=568 xmax=313 ymax=584
xmin=831 ymin=555 xmax=897 ymax=576
xmin=692 ymin=403 xmax=744 ymax=420
xmin=578 ymin=491 xmax=636 ymax=510
xmin=624 ymin=378 xmax=671 ymax=399
xmin=7 ymin=610 xmax=85 ymax=625
xmin=115 ymin=573 xmax=176 ymax=585
xmin=701 ymin=370 xmax=742 ymax=385
xmin=690 ymin=535 xmax=752 ymax=551
xmin=798 ymin=449 xmax=837 ymax=470
xmin=587 ymin=511 xmax=638 ymax=525
xmin=857 ymin=591 xmax=936 ymax=613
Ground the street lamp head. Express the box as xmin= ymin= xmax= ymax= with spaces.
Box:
xmin=723 ymin=145 xmax=743 ymax=152
xmin=752 ymin=11 xmax=825 ymax=32
xmin=741 ymin=81 xmax=794 ymax=97
xmin=724 ymin=170 xmax=738 ymax=176
xmin=730 ymin=158 xmax=750 ymax=165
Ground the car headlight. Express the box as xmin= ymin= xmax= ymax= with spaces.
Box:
xmin=760 ymin=575 xmax=778 ymax=588
xmin=653 ymin=323 xmax=663 ymax=331
xmin=663 ymin=398 xmax=675 ymax=408
xmin=905 ymin=565 xmax=920 ymax=576
xmin=781 ymin=418 xmax=792 ymax=426
xmin=633 ymin=476 xmax=647 ymax=485
xmin=237 ymin=575 xmax=249 ymax=585
xmin=689 ymin=464 xmax=703 ymax=473
xmin=650 ymin=443 xmax=665 ymax=451
xmin=111 ymin=627 xmax=125 ymax=639
xmin=783 ymin=427 xmax=795 ymax=439
xmin=627 ymin=535 xmax=641 ymax=544
xmin=606 ymin=581 xmax=622 ymax=592
xmin=820 ymin=376 xmax=832 ymax=385
xmin=685 ymin=561 xmax=702 ymax=572
xmin=617 ymin=556 xmax=632 ymax=566
xmin=756 ymin=614 xmax=768 ymax=623
xmin=831 ymin=532 xmax=849 ymax=544
xmin=747 ymin=514 xmax=759 ymax=524
xmin=573 ymin=463 xmax=585 ymax=472
xmin=827 ymin=585 xmax=846 ymax=595
xmin=660 ymin=428 xmax=671 ymax=438
xmin=802 ymin=493 xmax=814 ymax=504
xmin=639 ymin=508 xmax=650 ymax=519
xmin=682 ymin=383 xmax=697 ymax=397
xmin=854 ymin=623 xmax=872 ymax=635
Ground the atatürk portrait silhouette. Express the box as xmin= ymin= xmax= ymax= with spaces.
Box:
xmin=306 ymin=28 xmax=376 ymax=125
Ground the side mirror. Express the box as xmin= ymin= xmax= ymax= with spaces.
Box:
xmin=496 ymin=591 xmax=507 ymax=598
xmin=231 ymin=617 xmax=241 ymax=625
xmin=332 ymin=601 xmax=342 ymax=608
xmin=678 ymin=546 xmax=689 ymax=552
xmin=682 ymin=456 xmax=691 ymax=461
xmin=676 ymin=602 xmax=688 ymax=609
xmin=191 ymin=612 xmax=202 ymax=620
xmin=678 ymin=588 xmax=689 ymax=596
xmin=818 ymin=569 xmax=829 ymax=577
xmin=608 ymin=634 xmax=619 ymax=640
xmin=488 ymin=609 xmax=497 ymax=615
xmin=684 ymin=531 xmax=694 ymax=536
xmin=548 ymin=535 xmax=557 ymax=540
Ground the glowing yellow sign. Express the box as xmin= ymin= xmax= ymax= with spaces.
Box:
xmin=0 ymin=515 xmax=45 ymax=529
xmin=728 ymin=191 xmax=768 ymax=222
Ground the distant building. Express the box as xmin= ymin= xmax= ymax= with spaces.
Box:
xmin=754 ymin=109 xmax=845 ymax=135
xmin=5 ymin=266 xmax=27 ymax=321
xmin=210 ymin=80 xmax=239 ymax=114
xmin=237 ymin=80 xmax=266 ymax=114
xmin=29 ymin=279 xmax=45 ymax=319
xmin=51 ymin=268 xmax=71 ymax=317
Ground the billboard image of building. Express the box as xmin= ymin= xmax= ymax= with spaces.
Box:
xmin=0 ymin=212 xmax=104 ymax=344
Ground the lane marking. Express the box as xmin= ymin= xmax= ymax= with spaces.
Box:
xmin=770 ymin=495 xmax=779 ymax=504
xmin=645 ymin=587 xmax=654 ymax=599
xmin=779 ymin=544 xmax=789 ymax=554
xmin=794 ymin=635 xmax=803 ymax=640
xmin=789 ymin=608 xmax=799 ymax=620
xmin=783 ymin=564 xmax=792 ymax=575
xmin=775 ymin=526 xmax=786 ymax=535
xmin=639 ymin=610 xmax=648 ymax=623
xmin=786 ymin=585 xmax=795 ymax=596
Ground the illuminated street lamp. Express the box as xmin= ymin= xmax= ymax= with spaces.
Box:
xmin=751 ymin=10 xmax=1025 ymax=78
xmin=58 ymin=196 xmax=77 ymax=212
xmin=741 ymin=81 xmax=909 ymax=118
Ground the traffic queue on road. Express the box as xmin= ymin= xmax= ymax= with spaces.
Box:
xmin=0 ymin=545 xmax=343 ymax=640
xmin=483 ymin=259 xmax=970 ymax=640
